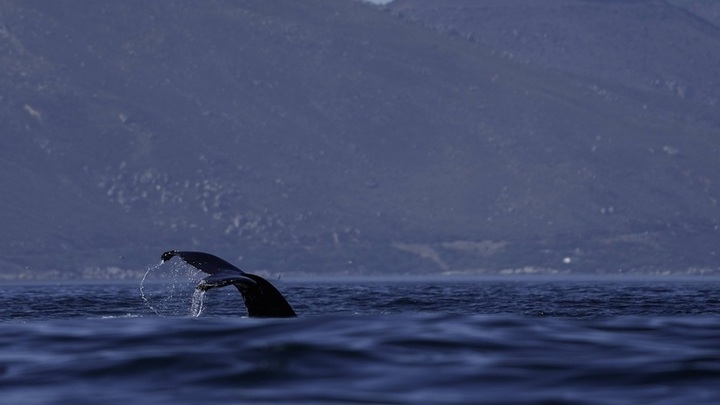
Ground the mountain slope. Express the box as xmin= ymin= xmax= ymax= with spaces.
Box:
xmin=388 ymin=0 xmax=720 ymax=128
xmin=0 ymin=0 xmax=718 ymax=278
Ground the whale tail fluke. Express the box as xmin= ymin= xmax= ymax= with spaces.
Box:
xmin=161 ymin=250 xmax=297 ymax=318
xmin=162 ymin=250 xmax=243 ymax=275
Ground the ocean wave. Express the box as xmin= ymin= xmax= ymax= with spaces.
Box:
xmin=1 ymin=313 xmax=720 ymax=404
xmin=2 ymin=280 xmax=720 ymax=403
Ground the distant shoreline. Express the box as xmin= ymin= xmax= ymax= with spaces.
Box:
xmin=3 ymin=270 xmax=720 ymax=285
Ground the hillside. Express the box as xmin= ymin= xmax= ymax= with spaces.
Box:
xmin=0 ymin=0 xmax=718 ymax=279
xmin=388 ymin=0 xmax=720 ymax=129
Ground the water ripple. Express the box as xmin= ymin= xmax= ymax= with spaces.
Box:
xmin=1 ymin=280 xmax=720 ymax=403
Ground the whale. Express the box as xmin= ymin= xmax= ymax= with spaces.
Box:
xmin=161 ymin=250 xmax=296 ymax=318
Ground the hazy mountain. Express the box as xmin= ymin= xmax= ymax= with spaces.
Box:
xmin=668 ymin=0 xmax=720 ymax=26
xmin=388 ymin=0 xmax=720 ymax=127
xmin=1 ymin=0 xmax=718 ymax=279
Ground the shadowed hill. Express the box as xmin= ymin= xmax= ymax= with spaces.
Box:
xmin=0 ymin=0 xmax=718 ymax=278
xmin=388 ymin=0 xmax=720 ymax=128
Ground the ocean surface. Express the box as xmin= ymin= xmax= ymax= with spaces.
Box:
xmin=1 ymin=267 xmax=720 ymax=404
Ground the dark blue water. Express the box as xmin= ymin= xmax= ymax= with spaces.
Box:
xmin=1 ymin=273 xmax=720 ymax=404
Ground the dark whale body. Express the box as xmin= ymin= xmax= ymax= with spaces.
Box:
xmin=161 ymin=250 xmax=296 ymax=318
